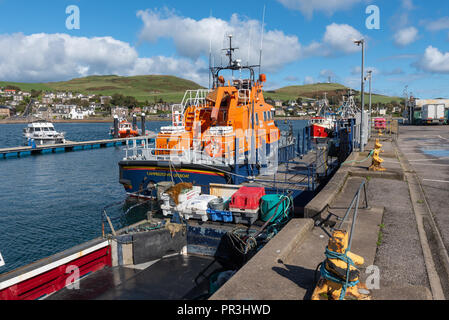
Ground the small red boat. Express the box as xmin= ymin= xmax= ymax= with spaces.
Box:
xmin=110 ymin=120 xmax=141 ymax=138
xmin=311 ymin=117 xmax=334 ymax=138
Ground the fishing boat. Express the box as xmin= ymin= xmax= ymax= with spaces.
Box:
xmin=23 ymin=120 xmax=66 ymax=146
xmin=119 ymin=35 xmax=296 ymax=197
xmin=310 ymin=117 xmax=334 ymax=138
xmin=310 ymin=95 xmax=335 ymax=138
xmin=110 ymin=119 xmax=141 ymax=138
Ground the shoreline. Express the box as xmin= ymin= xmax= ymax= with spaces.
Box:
xmin=0 ymin=117 xmax=170 ymax=124
xmin=0 ymin=116 xmax=312 ymax=125
xmin=0 ymin=116 xmax=401 ymax=125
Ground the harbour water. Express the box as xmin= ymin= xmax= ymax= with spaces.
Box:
xmin=0 ymin=120 xmax=308 ymax=274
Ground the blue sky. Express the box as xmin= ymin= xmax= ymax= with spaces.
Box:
xmin=0 ymin=0 xmax=448 ymax=98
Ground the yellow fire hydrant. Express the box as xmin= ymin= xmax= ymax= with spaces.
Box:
xmin=369 ymin=139 xmax=386 ymax=172
xmin=312 ymin=230 xmax=370 ymax=300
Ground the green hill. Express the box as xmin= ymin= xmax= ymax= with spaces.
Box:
xmin=0 ymin=75 xmax=204 ymax=103
xmin=264 ymin=83 xmax=403 ymax=105
xmin=0 ymin=77 xmax=402 ymax=105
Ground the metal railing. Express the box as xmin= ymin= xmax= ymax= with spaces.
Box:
xmin=369 ymin=118 xmax=399 ymax=141
xmin=238 ymin=89 xmax=250 ymax=105
xmin=124 ymin=136 xmax=241 ymax=165
xmin=329 ymin=181 xmax=369 ymax=244
xmin=182 ymin=89 xmax=211 ymax=107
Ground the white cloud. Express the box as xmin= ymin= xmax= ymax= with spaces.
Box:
xmin=0 ymin=32 xmax=208 ymax=84
xmin=416 ymin=46 xmax=449 ymax=73
xmin=319 ymin=69 xmax=337 ymax=81
xmin=421 ymin=17 xmax=449 ymax=32
xmin=277 ymin=0 xmax=363 ymax=18
xmin=351 ymin=66 xmax=379 ymax=75
xmin=137 ymin=9 xmax=302 ymax=72
xmin=401 ymin=0 xmax=415 ymax=10
xmin=304 ymin=76 xmax=315 ymax=84
xmin=394 ymin=27 xmax=418 ymax=46
xmin=301 ymin=24 xmax=365 ymax=57
xmin=322 ymin=23 xmax=364 ymax=54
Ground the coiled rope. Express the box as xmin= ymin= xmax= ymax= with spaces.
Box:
xmin=319 ymin=246 xmax=359 ymax=300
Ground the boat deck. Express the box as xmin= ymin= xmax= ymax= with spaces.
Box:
xmin=254 ymin=153 xmax=316 ymax=191
xmin=252 ymin=150 xmax=339 ymax=194
xmin=46 ymin=254 xmax=222 ymax=300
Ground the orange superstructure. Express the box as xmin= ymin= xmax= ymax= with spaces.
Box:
xmin=155 ymin=36 xmax=279 ymax=160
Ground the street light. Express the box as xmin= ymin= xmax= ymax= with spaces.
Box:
xmin=354 ymin=39 xmax=365 ymax=152
xmin=365 ymin=70 xmax=373 ymax=138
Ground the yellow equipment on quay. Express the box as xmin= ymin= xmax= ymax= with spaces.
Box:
xmin=369 ymin=139 xmax=386 ymax=172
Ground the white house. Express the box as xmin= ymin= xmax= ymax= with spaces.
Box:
xmin=69 ymin=107 xmax=86 ymax=120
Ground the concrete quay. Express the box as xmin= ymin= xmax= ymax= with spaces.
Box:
xmin=212 ymin=125 xmax=449 ymax=300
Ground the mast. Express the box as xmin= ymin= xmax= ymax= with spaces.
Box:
xmin=259 ymin=5 xmax=266 ymax=76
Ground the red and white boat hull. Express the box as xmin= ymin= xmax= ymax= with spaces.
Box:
xmin=310 ymin=117 xmax=334 ymax=138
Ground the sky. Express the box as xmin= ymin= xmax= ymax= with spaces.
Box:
xmin=0 ymin=0 xmax=448 ymax=98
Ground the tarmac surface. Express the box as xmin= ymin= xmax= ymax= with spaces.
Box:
xmin=397 ymin=126 xmax=449 ymax=255
xmin=212 ymin=126 xmax=443 ymax=300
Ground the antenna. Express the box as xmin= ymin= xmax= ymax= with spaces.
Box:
xmin=259 ymin=4 xmax=266 ymax=75
xmin=248 ymin=24 xmax=253 ymax=66
xmin=209 ymin=9 xmax=213 ymax=89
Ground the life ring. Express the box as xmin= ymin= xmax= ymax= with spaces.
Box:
xmin=204 ymin=138 xmax=223 ymax=158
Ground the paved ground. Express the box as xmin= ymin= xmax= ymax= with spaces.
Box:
xmin=212 ymin=133 xmax=437 ymax=300
xmin=397 ymin=126 xmax=449 ymax=257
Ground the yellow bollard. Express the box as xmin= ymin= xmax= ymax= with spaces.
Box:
xmin=312 ymin=230 xmax=370 ymax=300
xmin=369 ymin=139 xmax=386 ymax=171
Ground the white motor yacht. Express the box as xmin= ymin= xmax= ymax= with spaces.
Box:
xmin=23 ymin=120 xmax=66 ymax=146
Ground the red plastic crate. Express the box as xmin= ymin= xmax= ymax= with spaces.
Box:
xmin=229 ymin=186 xmax=265 ymax=211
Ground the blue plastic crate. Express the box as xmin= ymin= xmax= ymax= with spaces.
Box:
xmin=207 ymin=209 xmax=233 ymax=223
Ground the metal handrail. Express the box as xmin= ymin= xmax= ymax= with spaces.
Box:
xmin=332 ymin=181 xmax=370 ymax=249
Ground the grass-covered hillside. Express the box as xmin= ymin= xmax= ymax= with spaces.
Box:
xmin=0 ymin=75 xmax=204 ymax=103
xmin=264 ymin=83 xmax=403 ymax=105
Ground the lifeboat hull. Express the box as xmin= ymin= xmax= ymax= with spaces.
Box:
xmin=119 ymin=161 xmax=231 ymax=196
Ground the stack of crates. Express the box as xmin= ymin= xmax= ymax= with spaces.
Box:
xmin=229 ymin=186 xmax=266 ymax=225
xmin=207 ymin=198 xmax=233 ymax=222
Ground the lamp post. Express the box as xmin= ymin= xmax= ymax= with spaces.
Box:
xmin=366 ymin=70 xmax=373 ymax=138
xmin=354 ymin=39 xmax=365 ymax=152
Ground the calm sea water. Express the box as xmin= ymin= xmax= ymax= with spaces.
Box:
xmin=0 ymin=120 xmax=307 ymax=274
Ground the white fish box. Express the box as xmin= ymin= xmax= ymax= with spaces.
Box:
xmin=183 ymin=212 xmax=209 ymax=222
xmin=178 ymin=188 xmax=201 ymax=204
xmin=178 ymin=195 xmax=218 ymax=222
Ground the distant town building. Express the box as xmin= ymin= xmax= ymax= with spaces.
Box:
xmin=274 ymin=108 xmax=286 ymax=117
xmin=36 ymin=107 xmax=51 ymax=119
xmin=274 ymin=100 xmax=283 ymax=107
xmin=0 ymin=106 xmax=11 ymax=117
xmin=131 ymin=107 xmax=142 ymax=115
xmin=100 ymin=96 xmax=112 ymax=105
xmin=111 ymin=107 xmax=129 ymax=119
